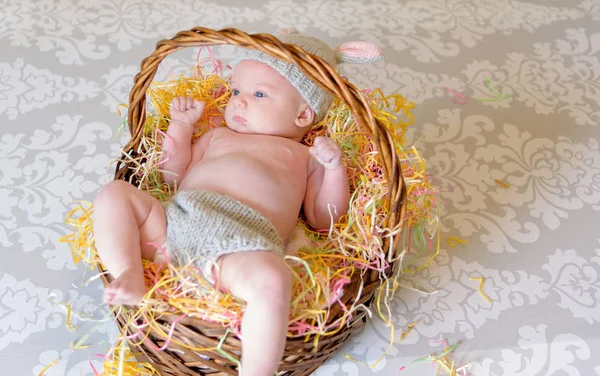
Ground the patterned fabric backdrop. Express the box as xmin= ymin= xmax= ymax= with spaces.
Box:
xmin=1 ymin=0 xmax=599 ymax=375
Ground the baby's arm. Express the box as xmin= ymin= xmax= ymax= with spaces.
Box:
xmin=303 ymin=137 xmax=350 ymax=229
xmin=161 ymin=97 xmax=205 ymax=186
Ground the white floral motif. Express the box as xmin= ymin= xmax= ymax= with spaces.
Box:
xmin=182 ymin=1 xmax=265 ymax=30
xmin=0 ymin=59 xmax=100 ymax=120
xmin=393 ymin=245 xmax=600 ymax=345
xmin=266 ymin=0 xmax=584 ymax=62
xmin=312 ymin=360 xmax=340 ymax=376
xmin=0 ymin=274 xmax=63 ymax=351
xmin=32 ymin=349 xmax=99 ymax=376
xmin=424 ymin=110 xmax=600 ymax=252
xmin=580 ymin=0 xmax=600 ymax=20
xmin=3 ymin=116 xmax=111 ymax=220
xmin=398 ymin=250 xmax=550 ymax=339
xmin=348 ymin=64 xmax=466 ymax=104
xmin=0 ymin=0 xmax=264 ymax=63
xmin=79 ymin=0 xmax=181 ymax=51
xmin=0 ymin=1 xmax=110 ymax=65
xmin=30 ymin=307 xmax=118 ymax=376
xmin=542 ymin=248 xmax=600 ymax=324
xmin=101 ymin=64 xmax=139 ymax=114
xmin=471 ymin=325 xmax=591 ymax=376
xmin=79 ymin=0 xmax=264 ymax=51
xmin=477 ymin=125 xmax=600 ymax=229
xmin=2 ymin=115 xmax=116 ymax=269
xmin=464 ymin=28 xmax=600 ymax=125
xmin=363 ymin=29 xmax=600 ymax=126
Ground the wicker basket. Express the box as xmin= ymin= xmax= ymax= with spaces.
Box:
xmin=102 ymin=27 xmax=407 ymax=376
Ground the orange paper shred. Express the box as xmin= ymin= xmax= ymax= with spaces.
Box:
xmin=494 ymin=179 xmax=510 ymax=188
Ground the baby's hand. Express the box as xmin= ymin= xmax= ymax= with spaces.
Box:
xmin=170 ymin=97 xmax=205 ymax=127
xmin=309 ymin=136 xmax=344 ymax=170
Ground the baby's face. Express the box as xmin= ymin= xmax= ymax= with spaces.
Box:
xmin=225 ymin=60 xmax=309 ymax=138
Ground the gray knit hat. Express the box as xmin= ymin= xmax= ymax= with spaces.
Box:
xmin=231 ymin=28 xmax=384 ymax=121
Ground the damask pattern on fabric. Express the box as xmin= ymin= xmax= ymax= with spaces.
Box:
xmin=1 ymin=0 xmax=598 ymax=375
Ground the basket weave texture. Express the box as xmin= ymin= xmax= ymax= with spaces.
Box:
xmin=103 ymin=27 xmax=407 ymax=376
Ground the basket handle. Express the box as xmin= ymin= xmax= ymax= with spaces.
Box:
xmin=117 ymin=27 xmax=405 ymax=227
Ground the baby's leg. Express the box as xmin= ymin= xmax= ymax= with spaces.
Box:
xmin=93 ymin=180 xmax=167 ymax=305
xmin=216 ymin=251 xmax=291 ymax=376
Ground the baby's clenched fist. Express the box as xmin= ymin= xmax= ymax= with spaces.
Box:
xmin=309 ymin=136 xmax=344 ymax=170
xmin=170 ymin=97 xmax=205 ymax=127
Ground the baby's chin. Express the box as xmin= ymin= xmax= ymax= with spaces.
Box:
xmin=226 ymin=121 xmax=254 ymax=134
xmin=226 ymin=120 xmax=303 ymax=140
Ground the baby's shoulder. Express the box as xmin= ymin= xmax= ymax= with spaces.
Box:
xmin=281 ymin=137 xmax=311 ymax=155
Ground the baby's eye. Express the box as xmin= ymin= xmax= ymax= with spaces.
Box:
xmin=232 ymin=89 xmax=240 ymax=96
xmin=254 ymin=91 xmax=266 ymax=98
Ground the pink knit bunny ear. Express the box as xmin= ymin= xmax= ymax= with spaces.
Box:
xmin=334 ymin=41 xmax=383 ymax=64
xmin=277 ymin=27 xmax=300 ymax=35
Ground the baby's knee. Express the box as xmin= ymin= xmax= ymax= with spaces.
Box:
xmin=249 ymin=259 xmax=291 ymax=302
xmin=94 ymin=180 xmax=130 ymax=205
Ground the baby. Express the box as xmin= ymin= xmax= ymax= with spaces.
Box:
xmin=93 ymin=30 xmax=380 ymax=376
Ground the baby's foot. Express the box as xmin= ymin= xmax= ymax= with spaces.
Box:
xmin=103 ymin=269 xmax=146 ymax=305
xmin=170 ymin=96 xmax=205 ymax=128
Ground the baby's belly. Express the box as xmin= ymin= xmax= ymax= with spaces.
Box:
xmin=178 ymin=156 xmax=305 ymax=241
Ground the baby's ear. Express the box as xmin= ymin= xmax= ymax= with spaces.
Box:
xmin=295 ymin=103 xmax=315 ymax=129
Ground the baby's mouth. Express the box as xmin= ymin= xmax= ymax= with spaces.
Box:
xmin=233 ymin=115 xmax=247 ymax=123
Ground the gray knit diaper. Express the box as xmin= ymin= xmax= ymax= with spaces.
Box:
xmin=164 ymin=190 xmax=284 ymax=272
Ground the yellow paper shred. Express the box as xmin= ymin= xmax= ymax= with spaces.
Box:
xmin=446 ymin=236 xmax=468 ymax=248
xmin=399 ymin=322 xmax=417 ymax=341
xmin=469 ymin=277 xmax=492 ymax=304
xmin=37 ymin=358 xmax=59 ymax=376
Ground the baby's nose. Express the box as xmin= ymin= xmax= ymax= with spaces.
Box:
xmin=233 ymin=96 xmax=248 ymax=108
